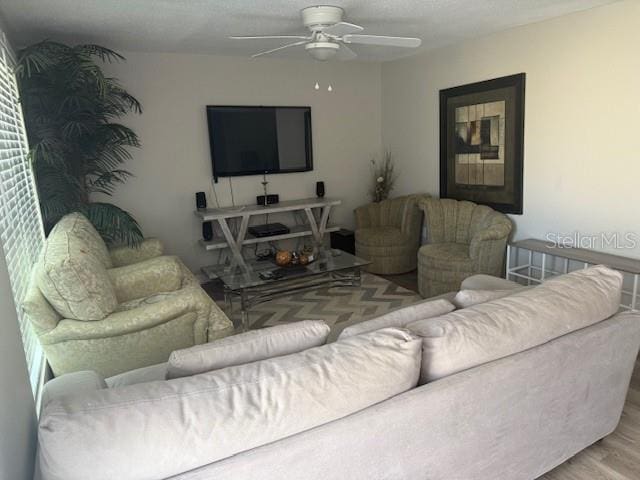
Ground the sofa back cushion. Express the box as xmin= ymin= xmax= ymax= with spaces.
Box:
xmin=54 ymin=212 xmax=112 ymax=268
xmin=36 ymin=224 xmax=118 ymax=321
xmin=38 ymin=328 xmax=422 ymax=480
xmin=452 ymin=288 xmax=529 ymax=309
xmin=338 ymin=298 xmax=454 ymax=339
xmin=408 ymin=265 xmax=622 ymax=383
xmin=166 ymin=320 xmax=330 ymax=379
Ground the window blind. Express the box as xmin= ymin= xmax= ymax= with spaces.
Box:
xmin=0 ymin=31 xmax=46 ymax=396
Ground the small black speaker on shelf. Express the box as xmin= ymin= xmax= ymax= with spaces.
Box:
xmin=202 ymin=222 xmax=213 ymax=241
xmin=195 ymin=191 xmax=207 ymax=210
xmin=256 ymin=194 xmax=279 ymax=205
xmin=316 ymin=181 xmax=325 ymax=198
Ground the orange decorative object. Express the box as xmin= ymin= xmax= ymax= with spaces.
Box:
xmin=299 ymin=254 xmax=309 ymax=265
xmin=275 ymin=250 xmax=292 ymax=266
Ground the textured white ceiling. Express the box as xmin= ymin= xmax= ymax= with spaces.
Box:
xmin=0 ymin=0 xmax=618 ymax=62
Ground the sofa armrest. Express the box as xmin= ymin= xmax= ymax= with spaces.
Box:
xmin=41 ymin=371 xmax=106 ymax=408
xmin=469 ymin=223 xmax=512 ymax=261
xmin=40 ymin=287 xmax=213 ymax=344
xmin=109 ymin=238 xmax=164 ymax=267
xmin=108 ymin=256 xmax=183 ymax=303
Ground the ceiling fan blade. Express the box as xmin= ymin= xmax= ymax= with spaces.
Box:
xmin=230 ymin=35 xmax=310 ymax=40
xmin=323 ymin=22 xmax=364 ymax=37
xmin=251 ymin=40 xmax=308 ymax=58
xmin=342 ymin=34 xmax=422 ymax=48
xmin=336 ymin=44 xmax=357 ymax=61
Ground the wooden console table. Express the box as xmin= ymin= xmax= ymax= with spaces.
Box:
xmin=507 ymin=238 xmax=640 ymax=311
xmin=195 ymin=197 xmax=341 ymax=275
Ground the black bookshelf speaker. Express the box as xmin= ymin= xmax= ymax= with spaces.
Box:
xmin=202 ymin=221 xmax=213 ymax=241
xmin=316 ymin=181 xmax=325 ymax=198
xmin=195 ymin=191 xmax=207 ymax=209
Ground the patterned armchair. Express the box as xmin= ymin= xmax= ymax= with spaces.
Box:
xmin=354 ymin=194 xmax=428 ymax=274
xmin=22 ymin=213 xmax=234 ymax=377
xmin=418 ymin=198 xmax=512 ymax=298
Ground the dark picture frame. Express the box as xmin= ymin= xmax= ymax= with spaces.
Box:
xmin=439 ymin=73 xmax=525 ymax=214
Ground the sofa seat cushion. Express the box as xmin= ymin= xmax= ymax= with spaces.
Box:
xmin=338 ymin=298 xmax=455 ymax=339
xmin=355 ymin=227 xmax=408 ymax=247
xmin=38 ymin=328 xmax=422 ymax=480
xmin=408 ymin=265 xmax=622 ymax=383
xmin=167 ymin=320 xmax=330 ymax=379
xmin=418 ymin=243 xmax=473 ymax=271
xmin=36 ymin=229 xmax=118 ymax=321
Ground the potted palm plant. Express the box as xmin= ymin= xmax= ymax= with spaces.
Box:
xmin=16 ymin=40 xmax=143 ymax=245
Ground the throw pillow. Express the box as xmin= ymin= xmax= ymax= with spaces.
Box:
xmin=166 ymin=320 xmax=330 ymax=379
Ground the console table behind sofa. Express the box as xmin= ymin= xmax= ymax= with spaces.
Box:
xmin=507 ymin=238 xmax=640 ymax=311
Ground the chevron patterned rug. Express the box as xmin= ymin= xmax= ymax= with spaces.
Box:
xmin=221 ymin=272 xmax=421 ymax=341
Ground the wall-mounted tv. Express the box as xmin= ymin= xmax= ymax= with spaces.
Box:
xmin=206 ymin=106 xmax=313 ymax=181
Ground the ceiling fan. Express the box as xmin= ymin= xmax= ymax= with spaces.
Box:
xmin=230 ymin=5 xmax=422 ymax=61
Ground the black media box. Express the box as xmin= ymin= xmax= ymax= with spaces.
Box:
xmin=248 ymin=223 xmax=290 ymax=238
xmin=256 ymin=194 xmax=279 ymax=205
xmin=330 ymin=229 xmax=355 ymax=255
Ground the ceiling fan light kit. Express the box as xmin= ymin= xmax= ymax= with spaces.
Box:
xmin=230 ymin=4 xmax=422 ymax=61
xmin=305 ymin=41 xmax=339 ymax=60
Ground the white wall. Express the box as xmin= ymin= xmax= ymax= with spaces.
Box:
xmin=104 ymin=53 xmax=381 ymax=271
xmin=0 ymin=245 xmax=37 ymax=480
xmin=382 ymin=0 xmax=640 ymax=257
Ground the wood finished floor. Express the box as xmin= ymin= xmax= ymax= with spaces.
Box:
xmin=380 ymin=270 xmax=640 ymax=479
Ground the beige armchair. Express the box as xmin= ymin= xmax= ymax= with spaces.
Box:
xmin=354 ymin=194 xmax=427 ymax=274
xmin=23 ymin=213 xmax=234 ymax=377
xmin=418 ymin=198 xmax=512 ymax=298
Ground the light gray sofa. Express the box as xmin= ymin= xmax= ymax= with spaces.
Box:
xmin=37 ymin=266 xmax=640 ymax=480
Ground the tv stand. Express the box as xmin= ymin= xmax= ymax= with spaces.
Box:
xmin=195 ymin=197 xmax=341 ymax=275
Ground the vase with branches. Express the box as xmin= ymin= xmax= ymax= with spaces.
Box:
xmin=369 ymin=151 xmax=397 ymax=203
xmin=16 ymin=40 xmax=143 ymax=245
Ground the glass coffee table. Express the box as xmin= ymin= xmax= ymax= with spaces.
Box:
xmin=211 ymin=249 xmax=370 ymax=331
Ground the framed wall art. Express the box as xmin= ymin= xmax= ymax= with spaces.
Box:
xmin=439 ymin=73 xmax=525 ymax=214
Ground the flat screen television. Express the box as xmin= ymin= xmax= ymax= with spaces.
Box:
xmin=206 ymin=106 xmax=313 ymax=181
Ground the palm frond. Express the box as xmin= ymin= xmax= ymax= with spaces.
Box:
xmin=30 ymin=137 xmax=67 ymax=166
xmin=86 ymin=169 xmax=132 ymax=196
xmin=98 ymin=123 xmax=141 ymax=147
xmin=73 ymin=44 xmax=125 ymax=63
xmin=15 ymin=40 xmax=70 ymax=78
xmin=82 ymin=202 xmax=143 ymax=247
